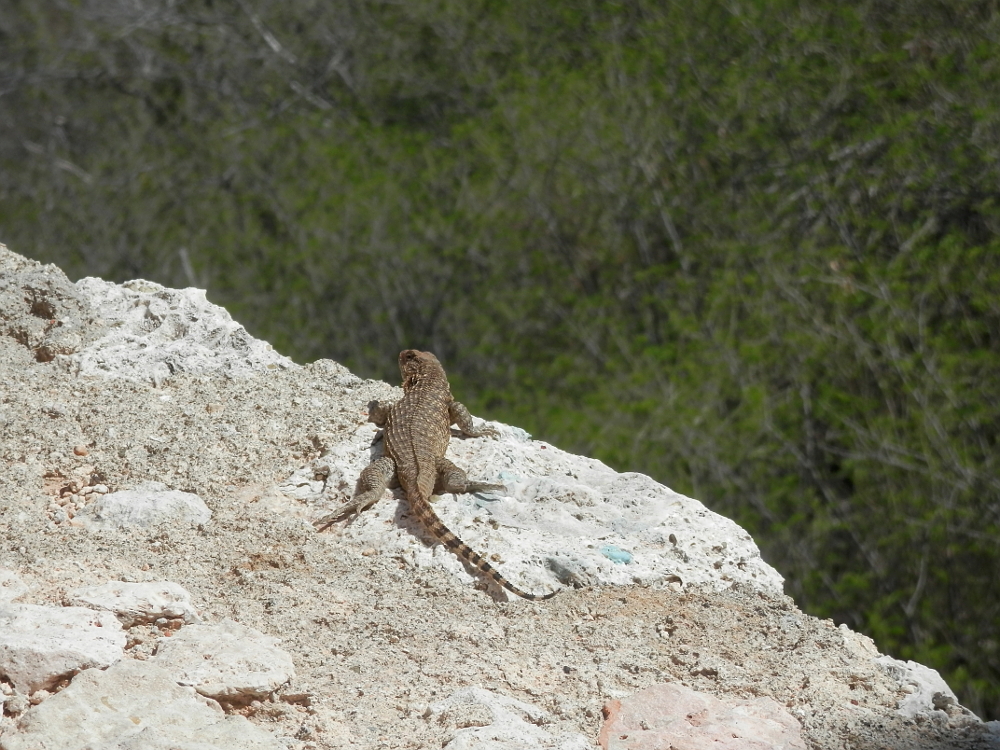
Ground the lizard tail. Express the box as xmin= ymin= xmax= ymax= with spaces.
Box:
xmin=407 ymin=494 xmax=559 ymax=601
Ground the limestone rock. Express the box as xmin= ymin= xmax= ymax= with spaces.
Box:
xmin=74 ymin=482 xmax=212 ymax=529
xmin=429 ymin=687 xmax=590 ymax=750
xmin=0 ymin=659 xmax=283 ymax=750
xmin=598 ymin=682 xmax=806 ymax=750
xmin=66 ymin=580 xmax=200 ymax=628
xmin=64 ymin=275 xmax=295 ymax=385
xmin=152 ymin=619 xmax=296 ymax=702
xmin=283 ymin=424 xmax=784 ymax=599
xmin=0 ymin=603 xmax=125 ymax=694
xmin=877 ymin=656 xmax=977 ymax=721
xmin=0 ymin=247 xmax=94 ymax=363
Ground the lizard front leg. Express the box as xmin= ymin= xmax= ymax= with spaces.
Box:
xmin=449 ymin=401 xmax=499 ymax=439
xmin=367 ymin=399 xmax=394 ymax=427
xmin=314 ymin=456 xmax=397 ymax=531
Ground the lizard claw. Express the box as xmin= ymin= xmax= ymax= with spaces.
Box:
xmin=313 ymin=497 xmax=365 ymax=530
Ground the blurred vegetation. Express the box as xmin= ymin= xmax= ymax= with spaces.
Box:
xmin=2 ymin=0 xmax=998 ymax=719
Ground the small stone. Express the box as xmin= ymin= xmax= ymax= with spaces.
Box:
xmin=67 ymin=581 xmax=200 ymax=628
xmin=73 ymin=445 xmax=89 ymax=456
xmin=4 ymin=691 xmax=29 ymax=716
xmin=153 ymin=619 xmax=296 ymax=703
xmin=0 ymin=603 xmax=125 ymax=694
xmin=74 ymin=482 xmax=211 ymax=530
xmin=428 ymin=687 xmax=589 ymax=749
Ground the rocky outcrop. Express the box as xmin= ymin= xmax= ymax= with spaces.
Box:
xmin=1 ymin=244 xmax=997 ymax=750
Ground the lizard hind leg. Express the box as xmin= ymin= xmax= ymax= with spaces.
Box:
xmin=313 ymin=456 xmax=396 ymax=531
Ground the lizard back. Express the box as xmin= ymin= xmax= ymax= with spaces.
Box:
xmin=383 ymin=353 xmax=452 ymax=503
xmin=388 ymin=349 xmax=557 ymax=601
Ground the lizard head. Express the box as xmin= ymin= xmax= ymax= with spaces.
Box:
xmin=398 ymin=349 xmax=445 ymax=389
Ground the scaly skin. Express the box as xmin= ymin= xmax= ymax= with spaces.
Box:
xmin=315 ymin=349 xmax=558 ymax=601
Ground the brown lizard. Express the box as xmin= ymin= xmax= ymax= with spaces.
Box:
xmin=314 ymin=349 xmax=558 ymax=601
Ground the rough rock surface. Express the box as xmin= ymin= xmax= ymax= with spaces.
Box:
xmin=876 ymin=656 xmax=980 ymax=722
xmin=152 ymin=619 xmax=296 ymax=702
xmin=74 ymin=481 xmax=213 ymax=530
xmin=428 ymin=687 xmax=590 ymax=749
xmin=1 ymin=244 xmax=999 ymax=750
xmin=66 ymin=580 xmax=200 ymax=627
xmin=0 ymin=603 xmax=125 ymax=694
xmin=0 ymin=659 xmax=283 ymax=750
xmin=66 ymin=275 xmax=294 ymax=385
xmin=273 ymin=437 xmax=781 ymax=598
xmin=598 ymin=682 xmax=806 ymax=750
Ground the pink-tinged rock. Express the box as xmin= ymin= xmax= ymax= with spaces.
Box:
xmin=599 ymin=683 xmax=806 ymax=750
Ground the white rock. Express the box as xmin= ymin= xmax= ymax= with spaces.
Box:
xmin=0 ymin=603 xmax=125 ymax=694
xmin=985 ymin=721 xmax=1000 ymax=744
xmin=290 ymin=422 xmax=784 ymax=599
xmin=876 ymin=655 xmax=971 ymax=719
xmin=0 ymin=659 xmax=283 ymax=750
xmin=63 ymin=276 xmax=295 ymax=385
xmin=74 ymin=481 xmax=212 ymax=529
xmin=152 ymin=619 xmax=296 ymax=702
xmin=0 ymin=570 xmax=28 ymax=602
xmin=66 ymin=580 xmax=200 ymax=627
xmin=429 ymin=687 xmax=590 ymax=750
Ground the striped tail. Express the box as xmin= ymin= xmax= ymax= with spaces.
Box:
xmin=407 ymin=494 xmax=559 ymax=601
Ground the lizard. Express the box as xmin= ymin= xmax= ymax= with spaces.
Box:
xmin=314 ymin=349 xmax=559 ymax=601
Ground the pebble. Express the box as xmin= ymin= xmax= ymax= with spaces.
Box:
xmin=599 ymin=545 xmax=634 ymax=565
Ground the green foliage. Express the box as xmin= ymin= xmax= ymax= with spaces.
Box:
xmin=2 ymin=0 xmax=999 ymax=719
